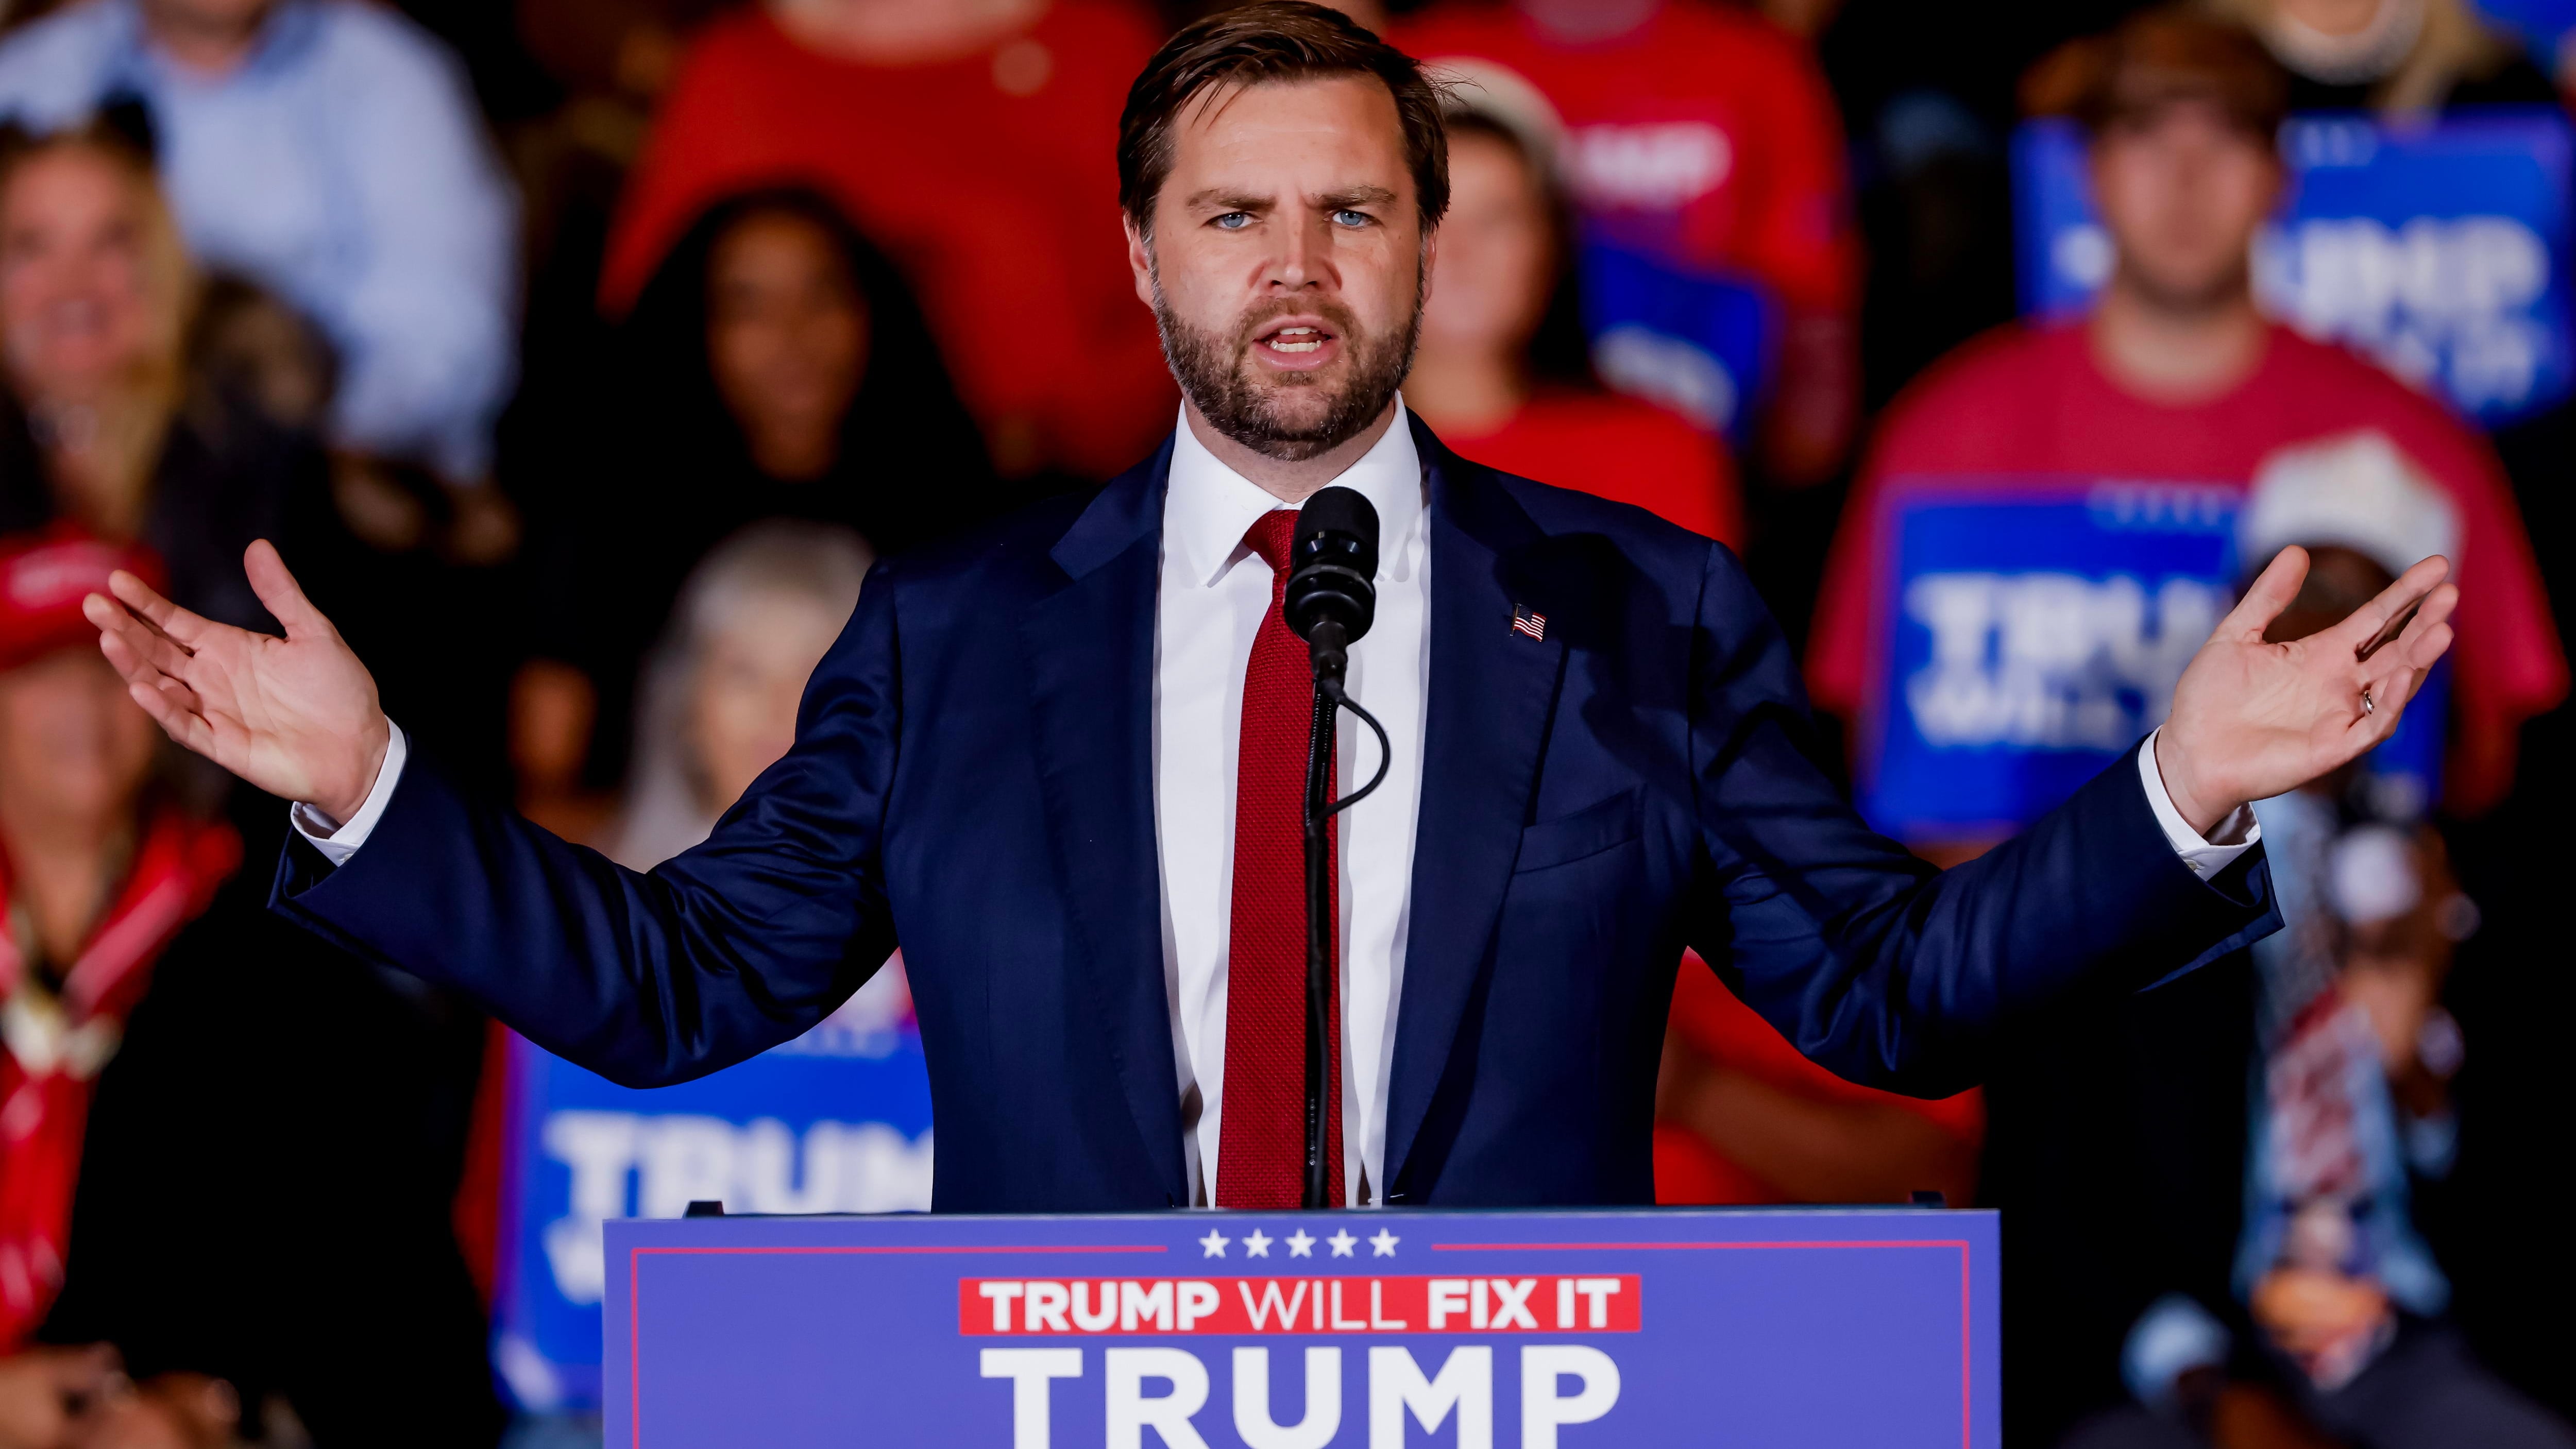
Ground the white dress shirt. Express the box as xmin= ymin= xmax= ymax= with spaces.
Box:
xmin=1156 ymin=403 xmax=1432 ymax=1208
xmin=296 ymin=404 xmax=2258 ymax=1208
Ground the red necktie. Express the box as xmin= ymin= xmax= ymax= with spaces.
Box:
xmin=1215 ymin=510 xmax=1344 ymax=1208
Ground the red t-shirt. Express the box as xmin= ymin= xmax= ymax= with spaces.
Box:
xmin=1425 ymin=388 xmax=1743 ymax=546
xmin=1809 ymin=321 xmax=2567 ymax=815
xmin=1654 ymin=959 xmax=1984 ymax=1206
xmin=1395 ymin=2 xmax=1858 ymax=317
xmin=600 ymin=4 xmax=1175 ymax=479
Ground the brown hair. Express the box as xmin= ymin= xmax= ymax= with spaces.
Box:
xmin=2025 ymin=5 xmax=2290 ymax=141
xmin=1116 ymin=1 xmax=1449 ymax=235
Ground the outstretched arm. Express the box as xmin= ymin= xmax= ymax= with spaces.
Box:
xmin=87 ymin=542 xmax=901 ymax=1086
xmin=1686 ymin=544 xmax=2456 ymax=1097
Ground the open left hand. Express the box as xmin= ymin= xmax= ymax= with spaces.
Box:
xmin=2157 ymin=547 xmax=2458 ymax=836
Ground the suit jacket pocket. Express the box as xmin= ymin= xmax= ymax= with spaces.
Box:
xmin=1512 ymin=788 xmax=1643 ymax=873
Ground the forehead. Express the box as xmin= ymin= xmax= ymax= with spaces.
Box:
xmin=1163 ymin=74 xmax=1411 ymax=197
xmin=5 ymin=149 xmax=128 ymax=216
xmin=2095 ymin=95 xmax=2269 ymax=150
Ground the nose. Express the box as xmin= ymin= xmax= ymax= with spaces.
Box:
xmin=1261 ymin=211 xmax=1338 ymax=295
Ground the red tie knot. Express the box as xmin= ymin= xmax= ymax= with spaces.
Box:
xmin=1243 ymin=509 xmax=1297 ymax=575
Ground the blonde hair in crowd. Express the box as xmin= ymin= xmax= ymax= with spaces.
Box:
xmin=0 ymin=123 xmax=198 ymax=538
xmin=606 ymin=520 xmax=874 ymax=872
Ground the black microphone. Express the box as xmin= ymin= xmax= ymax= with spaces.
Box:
xmin=1283 ymin=486 xmax=1379 ymax=694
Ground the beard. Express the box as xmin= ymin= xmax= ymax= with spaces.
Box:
xmin=1151 ymin=271 xmax=1423 ymax=463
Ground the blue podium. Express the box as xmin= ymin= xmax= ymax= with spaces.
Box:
xmin=605 ymin=1207 xmax=1998 ymax=1447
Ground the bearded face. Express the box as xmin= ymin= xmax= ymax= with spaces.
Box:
xmin=1150 ymin=267 xmax=1423 ymax=463
xmin=1123 ymin=75 xmax=1434 ymax=468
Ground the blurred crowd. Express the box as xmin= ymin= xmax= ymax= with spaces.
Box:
xmin=0 ymin=0 xmax=2571 ymax=1444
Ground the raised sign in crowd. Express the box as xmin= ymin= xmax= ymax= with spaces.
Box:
xmin=0 ymin=0 xmax=2571 ymax=1446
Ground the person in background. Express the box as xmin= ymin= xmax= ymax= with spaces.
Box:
xmin=469 ymin=520 xmax=883 ymax=1449
xmin=598 ymin=0 xmax=1173 ymax=481
xmin=1398 ymin=83 xmax=1978 ymax=1203
xmin=1810 ymin=6 xmax=2563 ymax=829
xmin=2206 ymin=0 xmax=2555 ymax=114
xmin=2063 ymin=456 xmax=2574 ymax=1449
xmin=514 ymin=189 xmax=994 ymax=836
xmin=0 ymin=534 xmax=500 ymax=1449
xmin=1402 ymin=97 xmax=1741 ymax=547
xmin=1801 ymin=10 xmax=2564 ymax=1439
xmin=1396 ymin=0 xmax=1862 ymax=485
xmin=601 ymin=521 xmax=873 ymax=872
xmin=0 ymin=121 xmax=336 ymax=638
xmin=0 ymin=0 xmax=519 ymax=559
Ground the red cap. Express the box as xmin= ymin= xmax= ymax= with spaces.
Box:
xmin=0 ymin=529 xmax=165 ymax=674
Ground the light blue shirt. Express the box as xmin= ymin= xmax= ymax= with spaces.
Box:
xmin=0 ymin=0 xmax=518 ymax=480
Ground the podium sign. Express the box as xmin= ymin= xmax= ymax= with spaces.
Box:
xmin=605 ymin=1207 xmax=1998 ymax=1447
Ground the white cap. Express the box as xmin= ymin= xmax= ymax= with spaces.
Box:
xmin=1422 ymin=57 xmax=1567 ymax=182
xmin=2240 ymin=430 xmax=2460 ymax=579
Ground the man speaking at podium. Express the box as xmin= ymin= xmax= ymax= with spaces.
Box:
xmin=86 ymin=4 xmax=2452 ymax=1214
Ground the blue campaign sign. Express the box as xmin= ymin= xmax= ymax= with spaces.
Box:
xmin=489 ymin=969 xmax=934 ymax=1411
xmin=2012 ymin=110 xmax=2576 ymax=425
xmin=2473 ymin=0 xmax=2576 ymax=57
xmin=1577 ymin=235 xmax=1780 ymax=446
xmin=1863 ymin=481 xmax=2449 ymax=837
xmin=605 ymin=1206 xmax=2000 ymax=1448
xmin=1865 ymin=481 xmax=2241 ymax=839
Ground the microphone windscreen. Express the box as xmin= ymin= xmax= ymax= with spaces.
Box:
xmin=1295 ymin=486 xmax=1380 ymax=581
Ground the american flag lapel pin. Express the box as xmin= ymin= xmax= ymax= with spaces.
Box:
xmin=1511 ymin=603 xmax=1547 ymax=641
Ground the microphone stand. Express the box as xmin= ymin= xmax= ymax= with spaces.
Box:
xmin=1301 ymin=622 xmax=1391 ymax=1209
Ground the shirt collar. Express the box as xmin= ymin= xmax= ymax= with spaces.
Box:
xmin=1163 ymin=399 xmax=1425 ymax=590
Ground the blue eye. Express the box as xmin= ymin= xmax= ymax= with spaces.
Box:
xmin=1332 ymin=209 xmax=1371 ymax=228
xmin=1213 ymin=212 xmax=1252 ymax=230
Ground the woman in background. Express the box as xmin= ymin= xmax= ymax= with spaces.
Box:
xmin=515 ymin=187 xmax=995 ymax=830
xmin=0 ymin=534 xmax=497 ymax=1449
xmin=602 ymin=520 xmax=873 ymax=871
xmin=1402 ymin=97 xmax=1742 ymax=546
xmin=466 ymin=525 xmax=901 ymax=1449
xmin=0 ymin=120 xmax=335 ymax=637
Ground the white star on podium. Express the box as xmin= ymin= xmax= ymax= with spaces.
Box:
xmin=1285 ymin=1230 xmax=1316 ymax=1258
xmin=1369 ymin=1230 xmax=1400 ymax=1258
xmin=1327 ymin=1230 xmax=1358 ymax=1257
xmin=1244 ymin=1230 xmax=1274 ymax=1257
xmin=1199 ymin=1229 xmax=1230 ymax=1258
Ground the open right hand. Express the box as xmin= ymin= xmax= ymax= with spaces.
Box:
xmin=83 ymin=540 xmax=389 ymax=825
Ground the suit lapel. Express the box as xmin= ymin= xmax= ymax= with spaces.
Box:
xmin=1383 ymin=421 xmax=1567 ymax=1196
xmin=1021 ymin=439 xmax=1189 ymax=1203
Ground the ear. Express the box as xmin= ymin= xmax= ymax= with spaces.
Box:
xmin=1124 ymin=214 xmax=1157 ymax=311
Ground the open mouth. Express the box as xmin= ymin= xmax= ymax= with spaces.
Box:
xmin=1251 ymin=318 xmax=1342 ymax=369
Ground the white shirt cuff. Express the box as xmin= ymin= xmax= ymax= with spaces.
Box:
xmin=2139 ymin=727 xmax=2258 ymax=880
xmin=289 ymin=721 xmax=408 ymax=867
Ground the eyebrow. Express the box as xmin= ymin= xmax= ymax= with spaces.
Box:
xmin=1317 ymin=185 xmax=1399 ymax=210
xmin=1181 ymin=184 xmax=1403 ymax=214
xmin=1183 ymin=189 xmax=1277 ymax=214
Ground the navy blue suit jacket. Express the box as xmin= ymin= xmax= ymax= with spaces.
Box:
xmin=274 ymin=417 xmax=2278 ymax=1211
